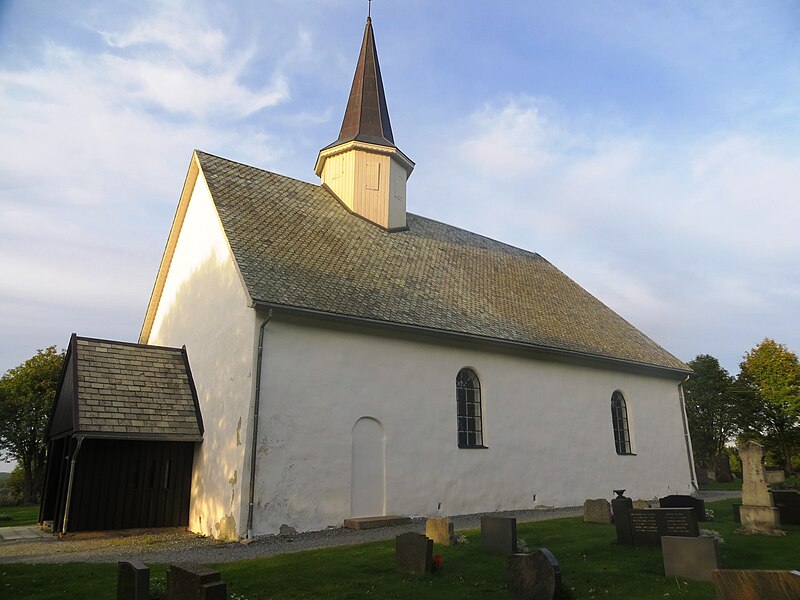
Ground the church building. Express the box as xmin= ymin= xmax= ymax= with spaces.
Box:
xmin=43 ymin=15 xmax=696 ymax=539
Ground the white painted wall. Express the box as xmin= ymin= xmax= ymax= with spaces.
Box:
xmin=251 ymin=313 xmax=693 ymax=535
xmin=145 ymin=171 xmax=256 ymax=540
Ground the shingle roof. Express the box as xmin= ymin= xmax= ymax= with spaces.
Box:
xmin=73 ymin=337 xmax=203 ymax=440
xmin=197 ymin=150 xmax=689 ymax=374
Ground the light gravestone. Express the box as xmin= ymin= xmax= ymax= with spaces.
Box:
xmin=117 ymin=560 xmax=149 ymax=600
xmin=662 ymin=536 xmax=721 ymax=583
xmin=713 ymin=569 xmax=800 ymax=600
xmin=425 ymin=516 xmax=455 ymax=545
xmin=505 ymin=548 xmax=561 ymax=600
xmin=738 ymin=440 xmax=783 ymax=536
xmin=395 ymin=532 xmax=433 ymax=575
xmin=481 ymin=516 xmax=517 ymax=554
xmin=583 ymin=499 xmax=613 ymax=524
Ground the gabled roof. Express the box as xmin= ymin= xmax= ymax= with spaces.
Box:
xmin=323 ymin=17 xmax=395 ymax=150
xmin=191 ymin=150 xmax=689 ymax=374
xmin=47 ymin=335 xmax=203 ymax=441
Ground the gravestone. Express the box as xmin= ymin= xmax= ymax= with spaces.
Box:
xmin=425 ymin=516 xmax=455 ymax=545
xmin=583 ymin=499 xmax=613 ymax=524
xmin=659 ymin=494 xmax=707 ymax=522
xmin=738 ymin=440 xmax=783 ymax=535
xmin=713 ymin=569 xmax=800 ymax=600
xmin=117 ymin=560 xmax=149 ymax=600
xmin=714 ymin=453 xmax=733 ymax=483
xmin=395 ymin=532 xmax=433 ymax=575
xmin=480 ymin=516 xmax=517 ymax=554
xmin=629 ymin=508 xmax=698 ymax=546
xmin=732 ymin=503 xmax=741 ymax=523
xmin=505 ymin=548 xmax=561 ymax=600
xmin=765 ymin=469 xmax=786 ymax=484
xmin=770 ymin=490 xmax=800 ymax=525
xmin=611 ymin=493 xmax=633 ymax=545
xmin=696 ymin=469 xmax=710 ymax=485
xmin=662 ymin=536 xmax=721 ymax=583
xmin=167 ymin=564 xmax=227 ymax=600
xmin=632 ymin=500 xmax=651 ymax=509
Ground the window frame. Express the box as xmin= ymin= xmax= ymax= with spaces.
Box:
xmin=456 ymin=368 xmax=486 ymax=449
xmin=611 ymin=390 xmax=633 ymax=455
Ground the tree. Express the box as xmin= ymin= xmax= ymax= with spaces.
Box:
xmin=0 ymin=346 xmax=65 ymax=503
xmin=737 ymin=339 xmax=800 ymax=474
xmin=683 ymin=354 xmax=737 ymax=473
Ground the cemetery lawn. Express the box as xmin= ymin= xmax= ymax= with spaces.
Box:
xmin=0 ymin=505 xmax=39 ymax=526
xmin=2 ymin=498 xmax=799 ymax=599
xmin=701 ymin=475 xmax=800 ymax=491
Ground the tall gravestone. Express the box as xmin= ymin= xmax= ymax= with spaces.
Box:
xmin=714 ymin=453 xmax=734 ymax=483
xmin=738 ymin=440 xmax=783 ymax=535
xmin=611 ymin=491 xmax=633 ymax=545
xmin=117 ymin=560 xmax=149 ymax=600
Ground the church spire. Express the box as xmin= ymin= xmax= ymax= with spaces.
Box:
xmin=331 ymin=15 xmax=395 ymax=149
xmin=315 ymin=13 xmax=414 ymax=231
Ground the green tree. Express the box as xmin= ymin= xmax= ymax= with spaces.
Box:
xmin=737 ymin=339 xmax=800 ymax=474
xmin=683 ymin=354 xmax=737 ymax=473
xmin=0 ymin=346 xmax=65 ymax=503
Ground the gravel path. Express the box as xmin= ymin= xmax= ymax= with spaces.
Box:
xmin=0 ymin=491 xmax=739 ymax=565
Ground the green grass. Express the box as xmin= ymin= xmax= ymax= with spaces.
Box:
xmin=2 ymin=499 xmax=799 ymax=599
xmin=700 ymin=475 xmax=800 ymax=491
xmin=0 ymin=505 xmax=39 ymax=527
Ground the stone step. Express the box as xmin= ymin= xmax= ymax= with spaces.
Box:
xmin=343 ymin=515 xmax=411 ymax=530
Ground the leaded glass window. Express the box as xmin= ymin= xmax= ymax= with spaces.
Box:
xmin=611 ymin=391 xmax=632 ymax=455
xmin=456 ymin=368 xmax=484 ymax=448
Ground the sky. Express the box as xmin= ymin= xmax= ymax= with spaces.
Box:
xmin=1 ymin=1 xmax=799 ymax=468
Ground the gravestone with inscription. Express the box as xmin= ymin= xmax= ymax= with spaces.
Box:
xmin=659 ymin=494 xmax=707 ymax=522
xmin=738 ymin=440 xmax=783 ymax=535
xmin=117 ymin=560 xmax=149 ymax=600
xmin=481 ymin=516 xmax=518 ymax=554
xmin=395 ymin=532 xmax=433 ymax=575
xmin=629 ymin=508 xmax=698 ymax=546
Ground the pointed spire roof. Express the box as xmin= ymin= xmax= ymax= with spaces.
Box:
xmin=326 ymin=17 xmax=395 ymax=150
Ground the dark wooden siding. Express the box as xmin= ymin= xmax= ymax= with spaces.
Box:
xmin=63 ymin=439 xmax=194 ymax=532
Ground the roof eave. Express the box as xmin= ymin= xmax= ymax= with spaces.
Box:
xmin=252 ymin=301 xmax=692 ymax=379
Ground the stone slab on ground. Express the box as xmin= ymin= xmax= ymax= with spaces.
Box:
xmin=343 ymin=515 xmax=411 ymax=530
xmin=0 ymin=526 xmax=52 ymax=541
xmin=583 ymin=499 xmax=613 ymax=524
xmin=662 ymin=536 xmax=720 ymax=583
xmin=713 ymin=569 xmax=800 ymax=600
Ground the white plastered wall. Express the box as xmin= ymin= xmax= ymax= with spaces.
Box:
xmin=251 ymin=313 xmax=693 ymax=535
xmin=145 ymin=170 xmax=256 ymax=540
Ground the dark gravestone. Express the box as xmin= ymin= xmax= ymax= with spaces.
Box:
xmin=395 ymin=532 xmax=433 ymax=575
xmin=696 ymin=469 xmax=710 ymax=485
xmin=481 ymin=516 xmax=517 ymax=554
xmin=505 ymin=548 xmax=561 ymax=600
xmin=659 ymin=494 xmax=707 ymax=522
xmin=770 ymin=490 xmax=800 ymax=525
xmin=714 ymin=453 xmax=734 ymax=483
xmin=611 ymin=495 xmax=633 ymax=545
xmin=732 ymin=503 xmax=741 ymax=524
xmin=629 ymin=508 xmax=699 ymax=546
xmin=167 ymin=564 xmax=227 ymax=600
xmin=713 ymin=569 xmax=800 ymax=600
xmin=662 ymin=536 xmax=721 ymax=583
xmin=117 ymin=560 xmax=149 ymax=600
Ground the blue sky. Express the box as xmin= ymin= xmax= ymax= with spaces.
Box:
xmin=2 ymin=1 xmax=800 ymax=465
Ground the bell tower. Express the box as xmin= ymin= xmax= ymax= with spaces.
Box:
xmin=314 ymin=15 xmax=414 ymax=231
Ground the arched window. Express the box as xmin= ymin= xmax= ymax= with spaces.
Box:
xmin=611 ymin=391 xmax=632 ymax=455
xmin=456 ymin=368 xmax=484 ymax=448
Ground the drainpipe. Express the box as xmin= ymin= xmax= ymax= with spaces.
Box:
xmin=61 ymin=435 xmax=84 ymax=535
xmin=677 ymin=376 xmax=699 ymax=490
xmin=246 ymin=309 xmax=273 ymax=539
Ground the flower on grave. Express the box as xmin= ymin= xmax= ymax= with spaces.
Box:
xmin=432 ymin=554 xmax=443 ymax=572
xmin=704 ymin=508 xmax=715 ymax=521
xmin=516 ymin=538 xmax=530 ymax=553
